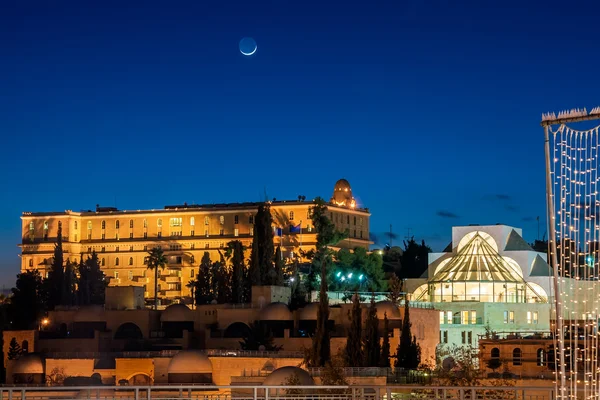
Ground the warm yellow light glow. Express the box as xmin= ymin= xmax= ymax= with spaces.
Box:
xmin=42 ymin=318 xmax=49 ymax=326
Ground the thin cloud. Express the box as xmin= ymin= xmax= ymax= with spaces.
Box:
xmin=436 ymin=210 xmax=459 ymax=219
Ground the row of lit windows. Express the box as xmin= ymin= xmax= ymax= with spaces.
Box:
xmin=330 ymin=213 xmax=363 ymax=226
xmin=439 ymin=310 xmax=478 ymax=325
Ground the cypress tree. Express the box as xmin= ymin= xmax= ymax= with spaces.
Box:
xmin=77 ymin=255 xmax=90 ymax=306
xmin=256 ymin=203 xmax=275 ymax=283
xmin=228 ymin=241 xmax=245 ymax=303
xmin=395 ymin=298 xmax=421 ymax=369
xmin=379 ymin=312 xmax=391 ymax=368
xmin=87 ymin=251 xmax=106 ymax=305
xmin=63 ymin=260 xmax=76 ymax=306
xmin=195 ymin=252 xmax=212 ymax=304
xmin=345 ymin=293 xmax=363 ymax=367
xmin=364 ymin=296 xmax=380 ymax=367
xmin=274 ymin=246 xmax=285 ymax=286
xmin=310 ymin=260 xmax=330 ymax=367
xmin=249 ymin=234 xmax=261 ymax=286
xmin=46 ymin=223 xmax=65 ymax=309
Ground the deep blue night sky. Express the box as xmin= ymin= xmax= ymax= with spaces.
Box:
xmin=1 ymin=0 xmax=599 ymax=287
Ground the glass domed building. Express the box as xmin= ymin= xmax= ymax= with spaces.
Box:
xmin=406 ymin=225 xmax=552 ymax=350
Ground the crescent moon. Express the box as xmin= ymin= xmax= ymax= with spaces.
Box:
xmin=241 ymin=46 xmax=257 ymax=56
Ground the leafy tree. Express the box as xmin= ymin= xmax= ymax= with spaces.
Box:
xmin=77 ymin=251 xmax=106 ymax=306
xmin=45 ymin=224 xmax=65 ymax=310
xmin=240 ymin=321 xmax=282 ymax=351
xmin=146 ymin=247 xmax=167 ymax=310
xmin=363 ymin=296 xmax=380 ymax=367
xmin=7 ymin=338 xmax=22 ymax=360
xmin=345 ymin=293 xmax=363 ymax=367
xmin=226 ymin=241 xmax=246 ymax=303
xmin=10 ymin=270 xmax=45 ymax=330
xmin=62 ymin=260 xmax=76 ymax=306
xmin=398 ymin=237 xmax=431 ymax=279
xmin=486 ymin=354 xmax=503 ymax=373
xmin=273 ymin=246 xmax=285 ymax=286
xmin=195 ymin=252 xmax=212 ymax=305
xmin=386 ymin=275 xmax=403 ymax=304
xmin=289 ymin=259 xmax=307 ymax=310
xmin=395 ymin=298 xmax=421 ymax=369
xmin=214 ymin=258 xmax=231 ymax=304
xmin=379 ymin=312 xmax=391 ymax=368
xmin=330 ymin=247 xmax=385 ymax=292
xmin=303 ymin=197 xmax=347 ymax=295
xmin=309 ymin=260 xmax=330 ymax=367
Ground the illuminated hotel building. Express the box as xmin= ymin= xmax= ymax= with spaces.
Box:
xmin=19 ymin=179 xmax=370 ymax=303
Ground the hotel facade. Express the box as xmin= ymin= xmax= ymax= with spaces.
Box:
xmin=19 ymin=179 xmax=370 ymax=304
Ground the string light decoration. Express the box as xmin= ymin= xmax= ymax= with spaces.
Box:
xmin=544 ymin=108 xmax=600 ymax=400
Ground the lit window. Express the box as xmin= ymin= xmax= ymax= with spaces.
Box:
xmin=234 ymin=228 xmax=239 ymax=237
xmin=115 ymin=220 xmax=120 ymax=229
xmin=503 ymin=310 xmax=509 ymax=324
xmin=190 ymin=217 xmax=195 ymax=226
xmin=250 ymin=226 xmax=254 ymax=236
xmin=205 ymin=229 xmax=209 ymax=237
xmin=102 ymin=233 xmax=105 ymax=240
xmin=129 ymin=257 xmax=133 ymax=265
xmin=88 ymin=221 xmax=92 ymax=230
xmin=74 ymin=221 xmax=78 ymax=230
xmin=205 ymin=216 xmax=209 ymax=225
xmin=461 ymin=311 xmax=469 ymax=324
xmin=29 ymin=259 xmax=33 ymax=267
xmin=101 ymin=220 xmax=106 ymax=229
xmin=533 ymin=311 xmax=538 ymax=324
xmin=359 ymin=217 xmax=363 ymax=226
xmin=509 ymin=311 xmax=515 ymax=324
xmin=536 ymin=348 xmax=545 ymax=366
xmin=128 ymin=271 xmax=133 ymax=280
xmin=308 ymin=225 xmax=312 ymax=232
xmin=527 ymin=311 xmax=532 ymax=324
xmin=29 ymin=222 xmax=34 ymax=232
xmin=129 ymin=220 xmax=133 ymax=228
xmin=220 ymin=242 xmax=224 ymax=248
xmin=129 ymin=246 xmax=133 ymax=251
xmin=170 ymin=217 xmax=182 ymax=227
xmin=115 ymin=257 xmax=119 ymax=266
xmin=234 ymin=215 xmax=239 ymax=224
xmin=191 ymin=230 xmax=195 ymax=237
xmin=470 ymin=310 xmax=477 ymax=324
xmin=157 ymin=219 xmax=162 ymax=227
xmin=219 ymin=229 xmax=224 ymax=236
xmin=219 ymin=215 xmax=224 ymax=225
xmin=114 ymin=271 xmax=119 ymax=279
xmin=439 ymin=311 xmax=445 ymax=324
xmin=289 ymin=211 xmax=294 ymax=220
xmin=115 ymin=233 xmax=119 ymax=240
xmin=44 ymin=221 xmax=48 ymax=230
xmin=447 ymin=311 xmax=452 ymax=324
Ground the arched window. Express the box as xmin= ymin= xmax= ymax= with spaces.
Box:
xmin=129 ymin=257 xmax=133 ymax=266
xmin=129 ymin=220 xmax=134 ymax=228
xmin=537 ymin=348 xmax=545 ymax=366
xmin=289 ymin=211 xmax=294 ymax=220
xmin=512 ymin=348 xmax=522 ymax=366
xmin=101 ymin=258 xmax=105 ymax=266
xmin=43 ymin=221 xmax=48 ymax=230
xmin=101 ymin=220 xmax=106 ymax=229
xmin=190 ymin=217 xmax=195 ymax=226
xmin=143 ymin=219 xmax=147 ymax=228
xmin=74 ymin=221 xmax=78 ymax=230
xmin=115 ymin=220 xmax=120 ymax=229
xmin=219 ymin=215 xmax=224 ymax=225
xmin=115 ymin=257 xmax=119 ymax=266
xmin=87 ymin=221 xmax=92 ymax=230
xmin=29 ymin=221 xmax=34 ymax=231
xmin=191 ymin=255 xmax=195 ymax=264
xmin=491 ymin=348 xmax=500 ymax=358
xmin=234 ymin=215 xmax=239 ymax=224
xmin=157 ymin=219 xmax=162 ymax=227
xmin=29 ymin=259 xmax=33 ymax=267
xmin=22 ymin=340 xmax=28 ymax=353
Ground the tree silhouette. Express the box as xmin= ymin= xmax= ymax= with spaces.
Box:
xmin=7 ymin=338 xmax=22 ymax=360
xmin=10 ymin=270 xmax=45 ymax=329
xmin=195 ymin=252 xmax=212 ymax=305
xmin=45 ymin=224 xmax=64 ymax=310
xmin=309 ymin=260 xmax=330 ymax=367
xmin=345 ymin=293 xmax=363 ymax=367
xmin=398 ymin=237 xmax=431 ymax=279
xmin=364 ymin=296 xmax=380 ymax=367
xmin=77 ymin=251 xmax=106 ymax=306
xmin=379 ymin=313 xmax=391 ymax=368
xmin=146 ymin=247 xmax=167 ymax=310
xmin=240 ymin=321 xmax=282 ymax=351
xmin=225 ymin=241 xmax=246 ymax=303
xmin=395 ymin=298 xmax=421 ymax=369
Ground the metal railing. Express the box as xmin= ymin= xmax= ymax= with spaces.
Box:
xmin=0 ymin=384 xmax=556 ymax=400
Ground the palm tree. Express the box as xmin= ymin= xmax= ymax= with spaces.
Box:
xmin=186 ymin=279 xmax=196 ymax=309
xmin=146 ymin=247 xmax=167 ymax=310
